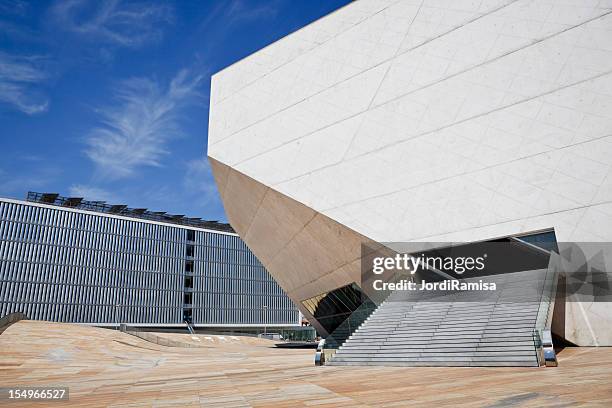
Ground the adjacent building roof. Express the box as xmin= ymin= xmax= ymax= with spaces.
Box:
xmin=26 ymin=191 xmax=234 ymax=233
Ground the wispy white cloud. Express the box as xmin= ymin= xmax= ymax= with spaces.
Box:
xmin=0 ymin=0 xmax=30 ymax=42
xmin=226 ymin=0 xmax=279 ymax=22
xmin=184 ymin=157 xmax=220 ymax=204
xmin=0 ymin=51 xmax=49 ymax=114
xmin=51 ymin=0 xmax=173 ymax=48
xmin=69 ymin=184 xmax=120 ymax=203
xmin=0 ymin=165 xmax=61 ymax=197
xmin=0 ymin=0 xmax=28 ymax=16
xmin=85 ymin=69 xmax=204 ymax=179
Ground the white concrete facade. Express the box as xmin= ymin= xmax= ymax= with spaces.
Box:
xmin=208 ymin=0 xmax=612 ymax=345
xmin=210 ymin=0 xmax=612 ymax=244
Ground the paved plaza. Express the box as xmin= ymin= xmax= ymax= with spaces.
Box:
xmin=1 ymin=321 xmax=611 ymax=407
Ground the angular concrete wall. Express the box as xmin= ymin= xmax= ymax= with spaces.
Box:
xmin=208 ymin=0 xmax=612 ymax=345
xmin=210 ymin=158 xmax=386 ymax=335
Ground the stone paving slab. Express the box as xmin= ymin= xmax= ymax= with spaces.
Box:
xmin=1 ymin=321 xmax=611 ymax=407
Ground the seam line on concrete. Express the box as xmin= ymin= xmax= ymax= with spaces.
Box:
xmin=387 ymin=197 xmax=612 ymax=242
xmin=241 ymin=185 xmax=271 ymax=242
xmin=266 ymin=211 xmax=320 ymax=270
xmin=213 ymin=0 xmax=408 ymax=103
xmin=367 ymin=8 xmax=612 ymax=112
xmin=210 ymin=0 xmax=521 ymax=146
xmin=216 ymin=9 xmax=612 ymax=176
xmin=340 ymin=0 xmax=427 ymax=163
xmin=321 ymin=127 xmax=612 ymax=216
xmin=272 ymin=68 xmax=612 ymax=204
xmin=313 ymin=129 xmax=612 ymax=226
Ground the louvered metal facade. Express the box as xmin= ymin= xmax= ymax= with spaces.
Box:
xmin=0 ymin=197 xmax=300 ymax=328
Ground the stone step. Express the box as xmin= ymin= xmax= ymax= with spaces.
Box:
xmin=359 ymin=315 xmax=520 ymax=323
xmin=339 ymin=345 xmax=535 ymax=352
xmin=331 ymin=355 xmax=537 ymax=363
xmin=349 ymin=329 xmax=536 ymax=340
xmin=345 ymin=333 xmax=535 ymax=342
xmin=354 ymin=321 xmax=536 ymax=332
xmin=337 ymin=350 xmax=537 ymax=356
xmin=328 ymin=269 xmax=548 ymax=367
xmin=361 ymin=312 xmax=538 ymax=324
xmin=328 ymin=360 xmax=539 ymax=367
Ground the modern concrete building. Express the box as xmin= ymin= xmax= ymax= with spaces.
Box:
xmin=0 ymin=193 xmax=300 ymax=331
xmin=207 ymin=0 xmax=612 ymax=364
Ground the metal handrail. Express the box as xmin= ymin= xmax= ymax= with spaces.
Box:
xmin=531 ymin=250 xmax=560 ymax=367
xmin=512 ymin=236 xmax=560 ymax=367
xmin=184 ymin=320 xmax=196 ymax=335
xmin=314 ymin=339 xmax=326 ymax=366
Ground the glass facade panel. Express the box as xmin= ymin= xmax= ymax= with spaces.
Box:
xmin=0 ymin=198 xmax=300 ymax=327
xmin=516 ymin=230 xmax=558 ymax=252
xmin=301 ymin=283 xmax=371 ymax=335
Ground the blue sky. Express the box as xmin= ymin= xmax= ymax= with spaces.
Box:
xmin=0 ymin=0 xmax=350 ymax=222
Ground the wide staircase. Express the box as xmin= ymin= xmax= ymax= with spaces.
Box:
xmin=328 ymin=268 xmax=555 ymax=367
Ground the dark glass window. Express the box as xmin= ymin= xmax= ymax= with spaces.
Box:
xmin=515 ymin=230 xmax=558 ymax=252
xmin=301 ymin=283 xmax=372 ymax=336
